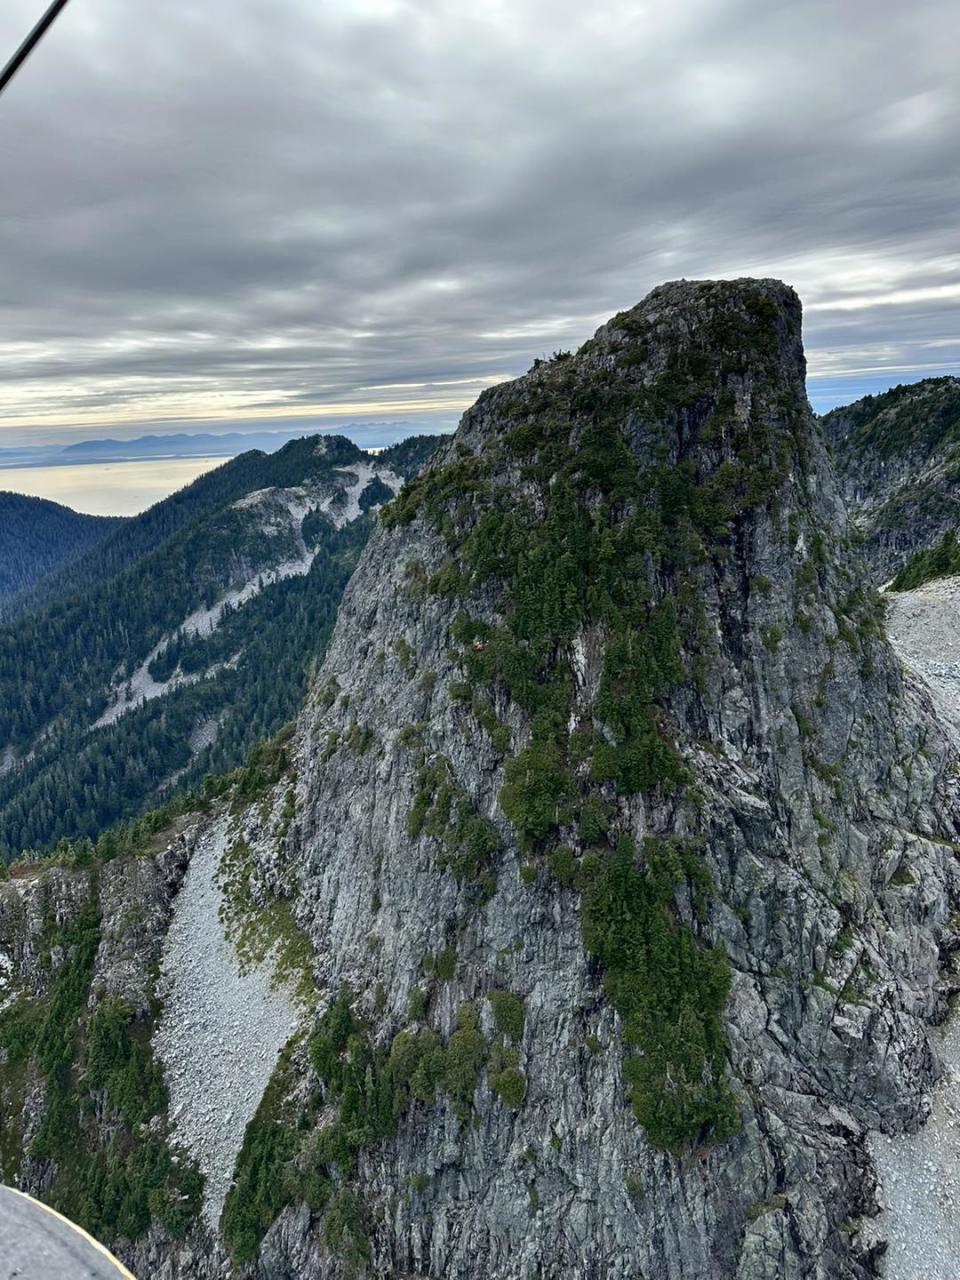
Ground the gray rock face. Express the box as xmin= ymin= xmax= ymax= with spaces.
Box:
xmin=823 ymin=376 xmax=960 ymax=582
xmin=243 ymin=280 xmax=960 ymax=1278
xmin=868 ymin=579 xmax=960 ymax=1279
xmin=3 ymin=280 xmax=960 ymax=1280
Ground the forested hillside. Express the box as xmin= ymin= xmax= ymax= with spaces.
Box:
xmin=0 ymin=492 xmax=121 ymax=608
xmin=0 ymin=433 xmax=443 ymax=859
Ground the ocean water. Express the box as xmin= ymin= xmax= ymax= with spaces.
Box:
xmin=0 ymin=457 xmax=228 ymax=516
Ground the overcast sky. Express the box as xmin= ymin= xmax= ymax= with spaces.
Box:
xmin=0 ymin=0 xmax=958 ymax=447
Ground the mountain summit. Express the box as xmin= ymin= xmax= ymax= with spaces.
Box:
xmin=1 ymin=280 xmax=959 ymax=1280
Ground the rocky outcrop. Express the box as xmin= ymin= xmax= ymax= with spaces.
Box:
xmin=823 ymin=377 xmax=960 ymax=581
xmin=3 ymin=280 xmax=960 ymax=1280
xmin=240 ymin=280 xmax=960 ymax=1278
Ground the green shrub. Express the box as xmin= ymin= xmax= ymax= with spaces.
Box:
xmin=488 ymin=1041 xmax=526 ymax=1109
xmin=391 ymin=636 xmax=417 ymax=675
xmin=547 ymin=845 xmax=578 ymax=888
xmin=435 ymin=944 xmax=457 ymax=981
xmin=578 ymin=795 xmax=611 ymax=846
xmin=443 ymin=1004 xmax=485 ymax=1119
xmin=407 ymin=987 xmax=428 ymax=1021
xmin=408 ymin=756 xmax=501 ymax=880
xmin=308 ymin=986 xmax=358 ymax=1090
xmin=490 ymin=1063 xmax=525 ymax=1109
xmin=487 ymin=990 xmax=525 ymax=1043
xmin=761 ymin=625 xmax=784 ymax=653
xmin=387 ymin=1027 xmax=444 ymax=1105
xmin=500 ymin=721 xmax=575 ymax=848
xmin=580 ymin=835 xmax=738 ymax=1149
xmin=324 ymin=1189 xmax=370 ymax=1269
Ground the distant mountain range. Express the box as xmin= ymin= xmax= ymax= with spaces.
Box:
xmin=0 ymin=431 xmax=444 ymax=858
xmin=0 ymin=422 xmax=449 ymax=469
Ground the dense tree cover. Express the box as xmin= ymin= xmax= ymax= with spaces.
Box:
xmin=0 ymin=434 xmax=445 ymax=861
xmin=0 ymin=518 xmax=364 ymax=860
xmin=891 ymin=526 xmax=960 ymax=591
xmin=0 ymin=493 xmax=120 ymax=610
xmin=4 ymin=434 xmax=387 ymax=622
xmin=0 ymin=430 xmax=442 ymax=860
xmin=1 ymin=441 xmax=368 ymax=736
xmin=0 ymin=891 xmax=202 ymax=1241
xmin=375 ymin=432 xmax=449 ymax=476
xmin=822 ymin=375 xmax=960 ymax=460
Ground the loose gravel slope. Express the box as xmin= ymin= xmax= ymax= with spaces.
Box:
xmin=153 ymin=815 xmax=301 ymax=1229
xmin=870 ymin=575 xmax=960 ymax=1278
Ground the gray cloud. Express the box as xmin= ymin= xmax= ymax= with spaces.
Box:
xmin=0 ymin=0 xmax=958 ymax=439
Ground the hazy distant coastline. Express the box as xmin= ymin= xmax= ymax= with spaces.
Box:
xmin=0 ymin=421 xmax=448 ymax=472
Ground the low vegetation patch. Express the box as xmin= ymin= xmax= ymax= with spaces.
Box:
xmin=224 ymin=984 xmax=529 ymax=1262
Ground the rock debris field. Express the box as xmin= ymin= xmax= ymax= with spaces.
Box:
xmin=885 ymin=576 xmax=960 ymax=749
xmin=153 ymin=816 xmax=301 ymax=1229
xmin=869 ymin=577 xmax=960 ymax=1278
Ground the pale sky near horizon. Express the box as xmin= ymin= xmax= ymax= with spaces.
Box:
xmin=0 ymin=0 xmax=958 ymax=447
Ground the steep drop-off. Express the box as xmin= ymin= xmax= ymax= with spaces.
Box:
xmin=3 ymin=279 xmax=960 ymax=1280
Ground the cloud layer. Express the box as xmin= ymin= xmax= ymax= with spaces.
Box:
xmin=0 ymin=0 xmax=958 ymax=439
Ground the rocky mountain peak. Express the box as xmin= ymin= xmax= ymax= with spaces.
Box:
xmin=252 ymin=277 xmax=959 ymax=1276
xmin=449 ymin=277 xmax=808 ymax=473
xmin=3 ymin=282 xmax=960 ymax=1280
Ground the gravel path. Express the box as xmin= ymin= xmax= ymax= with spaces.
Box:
xmin=868 ymin=576 xmax=960 ymax=1276
xmin=153 ymin=816 xmax=301 ymax=1229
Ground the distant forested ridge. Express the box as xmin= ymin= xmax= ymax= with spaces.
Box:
xmin=0 ymin=432 xmax=444 ymax=860
xmin=823 ymin=376 xmax=960 ymax=581
xmin=2 ymin=436 xmax=373 ymax=622
xmin=0 ymin=492 xmax=122 ymax=609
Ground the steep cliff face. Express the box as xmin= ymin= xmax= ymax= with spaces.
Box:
xmin=824 ymin=377 xmax=960 ymax=581
xmin=237 ymin=279 xmax=960 ymax=1279
xmin=3 ymin=280 xmax=960 ymax=1280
